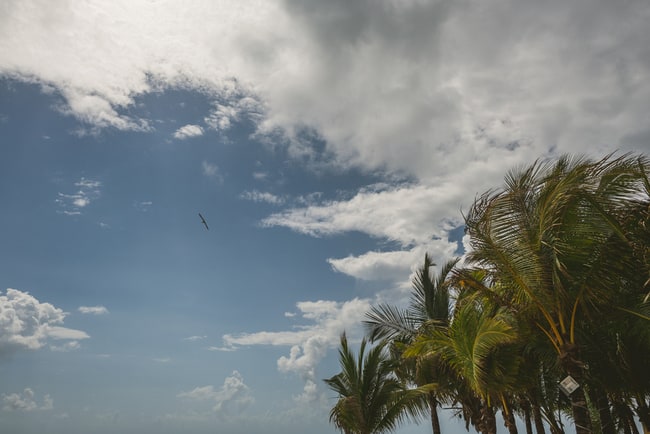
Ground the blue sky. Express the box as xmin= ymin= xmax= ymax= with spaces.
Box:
xmin=0 ymin=1 xmax=649 ymax=433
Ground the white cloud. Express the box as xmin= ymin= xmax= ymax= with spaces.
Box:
xmin=328 ymin=240 xmax=457 ymax=282
xmin=154 ymin=357 xmax=171 ymax=363
xmin=252 ymin=171 xmax=268 ymax=181
xmin=204 ymin=104 xmax=237 ymax=131
xmin=2 ymin=388 xmax=53 ymax=412
xmin=50 ymin=340 xmax=81 ymax=352
xmin=201 ymin=161 xmax=223 ymax=183
xmin=0 ymin=288 xmax=89 ymax=358
xmin=263 ymin=184 xmax=463 ymax=246
xmin=0 ymin=0 xmax=645 ymax=175
xmin=78 ymin=305 xmax=109 ymax=315
xmin=56 ymin=177 xmax=102 ymax=216
xmin=184 ymin=335 xmax=207 ymax=342
xmin=204 ymin=97 xmax=264 ymax=132
xmin=240 ymin=190 xmax=285 ymax=205
xmin=223 ymin=298 xmax=371 ymax=401
xmin=173 ymin=124 xmax=204 ymax=139
xmin=46 ymin=326 xmax=90 ymax=340
xmin=205 ymin=346 xmax=236 ymax=352
xmin=178 ymin=371 xmax=253 ymax=418
xmin=261 ymin=184 xmax=464 ymax=283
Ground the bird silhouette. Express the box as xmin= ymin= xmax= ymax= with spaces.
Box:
xmin=198 ymin=213 xmax=209 ymax=230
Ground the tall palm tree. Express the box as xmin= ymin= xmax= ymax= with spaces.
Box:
xmin=364 ymin=255 xmax=458 ymax=434
xmin=324 ymin=333 xmax=427 ymax=434
xmin=462 ymin=154 xmax=650 ymax=434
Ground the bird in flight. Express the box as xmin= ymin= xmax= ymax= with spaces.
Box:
xmin=198 ymin=213 xmax=209 ymax=230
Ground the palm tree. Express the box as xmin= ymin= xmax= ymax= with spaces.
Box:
xmin=324 ymin=333 xmax=427 ymax=434
xmin=364 ymin=255 xmax=458 ymax=434
xmin=406 ymin=290 xmax=520 ymax=434
xmin=462 ymin=153 xmax=650 ymax=434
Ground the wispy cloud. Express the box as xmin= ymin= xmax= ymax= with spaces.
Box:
xmin=56 ymin=177 xmax=102 ymax=216
xmin=184 ymin=335 xmax=207 ymax=342
xmin=252 ymin=171 xmax=268 ymax=181
xmin=240 ymin=190 xmax=285 ymax=205
xmin=134 ymin=201 xmax=153 ymax=212
xmin=0 ymin=289 xmax=90 ymax=358
xmin=205 ymin=346 xmax=236 ymax=352
xmin=204 ymin=104 xmax=238 ymax=131
xmin=223 ymin=298 xmax=371 ymax=402
xmin=201 ymin=161 xmax=223 ymax=183
xmin=2 ymin=389 xmax=53 ymax=412
xmin=173 ymin=124 xmax=204 ymax=140
xmin=50 ymin=341 xmax=81 ymax=352
xmin=262 ymin=184 xmax=463 ymax=283
xmin=78 ymin=306 xmax=109 ymax=315
xmin=204 ymin=97 xmax=263 ymax=132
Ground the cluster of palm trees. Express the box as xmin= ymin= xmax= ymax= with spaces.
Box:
xmin=324 ymin=154 xmax=650 ymax=434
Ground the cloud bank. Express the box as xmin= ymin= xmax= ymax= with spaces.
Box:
xmin=1 ymin=0 xmax=647 ymax=178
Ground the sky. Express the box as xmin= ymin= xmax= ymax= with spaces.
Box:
xmin=0 ymin=1 xmax=649 ymax=433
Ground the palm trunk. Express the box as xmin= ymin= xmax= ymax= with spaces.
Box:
xmin=428 ymin=392 xmax=442 ymax=434
xmin=503 ymin=407 xmax=519 ymax=434
xmin=478 ymin=403 xmax=498 ymax=434
xmin=529 ymin=394 xmax=547 ymax=434
xmin=520 ymin=398 xmax=533 ymax=434
xmin=559 ymin=343 xmax=592 ymax=434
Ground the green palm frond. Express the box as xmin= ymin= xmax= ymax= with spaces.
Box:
xmin=324 ymin=334 xmax=428 ymax=434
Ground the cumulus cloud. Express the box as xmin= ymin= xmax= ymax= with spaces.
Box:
xmin=2 ymin=388 xmax=53 ymax=412
xmin=178 ymin=371 xmax=253 ymax=418
xmin=55 ymin=177 xmax=102 ymax=216
xmin=173 ymin=124 xmax=204 ymax=139
xmin=0 ymin=288 xmax=89 ymax=358
xmin=223 ymin=298 xmax=371 ymax=401
xmin=78 ymin=306 xmax=109 ymax=315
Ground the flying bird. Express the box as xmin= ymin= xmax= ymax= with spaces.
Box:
xmin=198 ymin=213 xmax=209 ymax=230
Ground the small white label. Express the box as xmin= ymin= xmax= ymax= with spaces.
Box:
xmin=559 ymin=375 xmax=580 ymax=396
